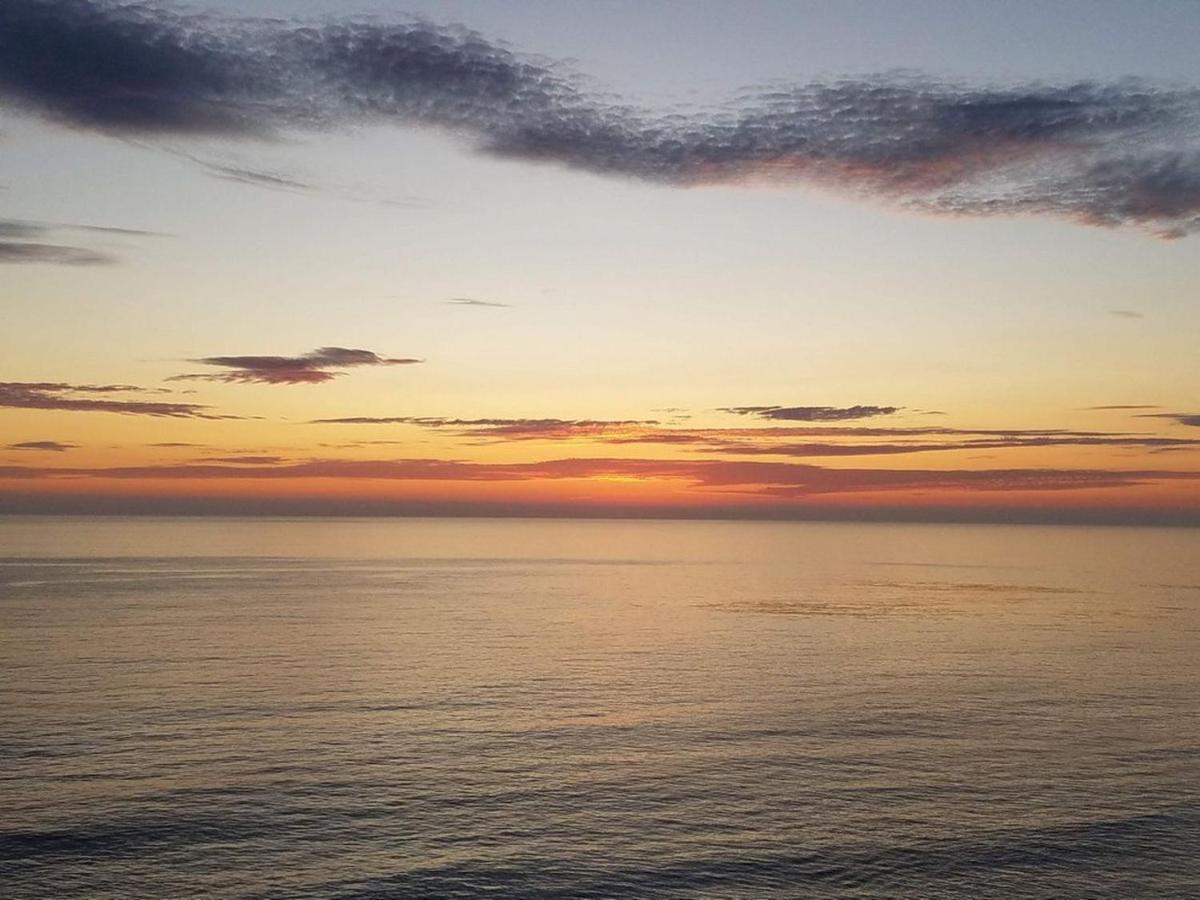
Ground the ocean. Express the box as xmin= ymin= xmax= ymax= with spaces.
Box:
xmin=1 ymin=516 xmax=1197 ymax=898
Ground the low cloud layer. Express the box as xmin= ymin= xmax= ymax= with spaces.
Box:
xmin=169 ymin=347 xmax=422 ymax=385
xmin=307 ymin=413 xmax=1200 ymax=458
xmin=0 ymin=381 xmax=218 ymax=417
xmin=3 ymin=2 xmax=1199 ymax=235
xmin=2 ymin=454 xmax=1196 ymax=500
xmin=722 ymin=405 xmax=901 ymax=422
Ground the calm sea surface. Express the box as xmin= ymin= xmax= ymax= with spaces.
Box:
xmin=1 ymin=516 xmax=1198 ymax=898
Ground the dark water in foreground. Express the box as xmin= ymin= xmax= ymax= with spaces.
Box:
xmin=1 ymin=516 xmax=1198 ymax=898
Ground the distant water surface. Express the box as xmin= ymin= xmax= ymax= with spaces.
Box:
xmin=1 ymin=516 xmax=1198 ymax=898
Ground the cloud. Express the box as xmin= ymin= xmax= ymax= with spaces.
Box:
xmin=1086 ymin=404 xmax=1160 ymax=410
xmin=704 ymin=435 xmax=1200 ymax=458
xmin=3 ymin=3 xmax=1200 ymax=235
xmin=169 ymin=347 xmax=423 ymax=385
xmin=0 ymin=241 xmax=116 ymax=265
xmin=721 ymin=405 xmax=901 ymax=421
xmin=2 ymin=454 xmax=1196 ymax=500
xmin=0 ymin=218 xmax=162 ymax=239
xmin=0 ymin=217 xmax=162 ymax=265
xmin=0 ymin=381 xmax=221 ymax=417
xmin=308 ymin=414 xmax=1200 ymax=458
xmin=153 ymin=147 xmax=430 ymax=206
xmin=192 ymin=161 xmax=315 ymax=191
xmin=1109 ymin=309 xmax=1144 ymax=319
xmin=1138 ymin=412 xmax=1200 ymax=427
xmin=203 ymin=455 xmax=285 ymax=465
xmin=153 ymin=147 xmax=315 ymax=190
xmin=5 ymin=440 xmax=75 ymax=451
xmin=309 ymin=416 xmax=658 ymax=438
xmin=546 ymin=423 xmax=1200 ymax=456
xmin=444 ymin=298 xmax=511 ymax=308
xmin=308 ymin=415 xmax=1144 ymax=441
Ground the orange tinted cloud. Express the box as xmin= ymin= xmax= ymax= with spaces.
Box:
xmin=3 ymin=455 xmax=1197 ymax=496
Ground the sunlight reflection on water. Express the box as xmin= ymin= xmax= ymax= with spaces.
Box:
xmin=2 ymin=517 xmax=1198 ymax=898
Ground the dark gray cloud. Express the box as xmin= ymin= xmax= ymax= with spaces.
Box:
xmin=722 ymin=405 xmax=902 ymax=422
xmin=0 ymin=381 xmax=221 ymax=417
xmin=3 ymin=2 xmax=1200 ymax=235
xmin=6 ymin=440 xmax=76 ymax=451
xmin=169 ymin=346 xmax=422 ymax=385
xmin=1139 ymin=412 xmax=1200 ymax=428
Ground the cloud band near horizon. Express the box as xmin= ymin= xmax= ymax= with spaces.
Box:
xmin=2 ymin=454 xmax=1197 ymax=499
xmin=2 ymin=1 xmax=1200 ymax=236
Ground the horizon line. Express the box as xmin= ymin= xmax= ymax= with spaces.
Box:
xmin=2 ymin=500 xmax=1197 ymax=529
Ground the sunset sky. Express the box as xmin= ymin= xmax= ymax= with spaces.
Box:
xmin=2 ymin=0 xmax=1199 ymax=523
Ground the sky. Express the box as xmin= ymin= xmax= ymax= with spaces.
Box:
xmin=1 ymin=0 xmax=1199 ymax=523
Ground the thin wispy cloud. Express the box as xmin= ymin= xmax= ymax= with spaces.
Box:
xmin=0 ymin=381 xmax=221 ymax=417
xmin=5 ymin=440 xmax=76 ymax=451
xmin=1109 ymin=309 xmax=1144 ymax=319
xmin=0 ymin=218 xmax=162 ymax=238
xmin=154 ymin=145 xmax=430 ymax=206
xmin=309 ymin=415 xmax=1181 ymax=444
xmin=0 ymin=217 xmax=162 ymax=265
xmin=721 ymin=405 xmax=902 ymax=422
xmin=701 ymin=436 xmax=1200 ymax=458
xmin=304 ymin=413 xmax=1200 ymax=458
xmin=0 ymin=241 xmax=116 ymax=265
xmin=203 ymin=455 xmax=286 ymax=465
xmin=444 ymin=298 xmax=511 ymax=308
xmin=195 ymin=162 xmax=315 ymax=192
xmin=169 ymin=347 xmax=423 ymax=385
xmin=309 ymin=417 xmax=660 ymax=439
xmin=3 ymin=3 xmax=1199 ymax=235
